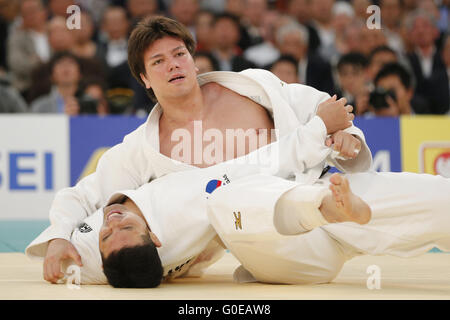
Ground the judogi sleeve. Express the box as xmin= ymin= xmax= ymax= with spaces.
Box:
xmin=241 ymin=69 xmax=372 ymax=173
xmin=44 ymin=125 xmax=151 ymax=242
xmin=26 ymin=209 xmax=107 ymax=284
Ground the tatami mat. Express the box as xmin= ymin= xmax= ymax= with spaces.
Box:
xmin=1 ymin=252 xmax=449 ymax=300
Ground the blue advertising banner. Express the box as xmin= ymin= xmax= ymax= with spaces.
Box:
xmin=354 ymin=117 xmax=402 ymax=172
xmin=70 ymin=116 xmax=146 ymax=186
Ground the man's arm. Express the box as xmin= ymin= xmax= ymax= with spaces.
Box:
xmin=259 ymin=69 xmax=373 ymax=173
xmin=47 ymin=139 xmax=145 ymax=241
xmin=27 ymin=125 xmax=150 ymax=283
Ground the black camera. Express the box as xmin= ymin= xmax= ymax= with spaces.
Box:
xmin=369 ymin=87 xmax=397 ymax=110
xmin=78 ymin=95 xmax=99 ymax=114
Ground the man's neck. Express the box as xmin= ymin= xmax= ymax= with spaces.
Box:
xmin=417 ymin=45 xmax=435 ymax=58
xmin=215 ymin=47 xmax=235 ymax=61
xmin=158 ymin=84 xmax=209 ymax=127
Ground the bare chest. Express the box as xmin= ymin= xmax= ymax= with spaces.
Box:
xmin=159 ymin=87 xmax=275 ymax=168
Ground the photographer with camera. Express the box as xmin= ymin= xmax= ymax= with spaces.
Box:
xmin=368 ymin=62 xmax=414 ymax=117
xmin=30 ymin=51 xmax=110 ymax=116
xmin=30 ymin=51 xmax=81 ymax=115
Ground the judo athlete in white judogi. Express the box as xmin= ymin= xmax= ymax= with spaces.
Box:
xmin=26 ymin=157 xmax=450 ymax=286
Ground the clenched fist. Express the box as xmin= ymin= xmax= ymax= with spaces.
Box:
xmin=44 ymin=238 xmax=83 ymax=284
xmin=316 ymin=95 xmax=355 ymax=135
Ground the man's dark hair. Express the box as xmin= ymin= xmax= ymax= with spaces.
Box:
xmin=368 ymin=45 xmax=397 ymax=64
xmin=337 ymin=52 xmax=368 ymax=72
xmin=374 ymin=62 xmax=412 ymax=89
xmin=269 ymin=54 xmax=299 ymax=74
xmin=212 ymin=12 xmax=241 ymax=29
xmin=127 ymin=16 xmax=197 ymax=102
xmin=101 ymin=233 xmax=164 ymax=288
xmin=49 ymin=51 xmax=81 ymax=73
xmin=194 ymin=51 xmax=220 ymax=71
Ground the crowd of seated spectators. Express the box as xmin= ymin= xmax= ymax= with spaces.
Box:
xmin=0 ymin=0 xmax=449 ymax=116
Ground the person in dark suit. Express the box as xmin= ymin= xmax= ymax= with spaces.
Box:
xmin=275 ymin=22 xmax=335 ymax=95
xmin=209 ymin=13 xmax=256 ymax=72
xmin=405 ymin=9 xmax=449 ymax=114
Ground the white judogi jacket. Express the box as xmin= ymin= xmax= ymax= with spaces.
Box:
xmin=26 ymin=69 xmax=372 ymax=279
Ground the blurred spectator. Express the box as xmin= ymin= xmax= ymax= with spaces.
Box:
xmin=126 ymin=0 xmax=159 ymax=28
xmin=99 ymin=6 xmax=130 ymax=68
xmin=331 ymin=1 xmax=356 ymax=63
xmin=405 ymin=9 xmax=449 ymax=114
xmin=244 ymin=10 xmax=281 ymax=68
xmin=351 ymin=0 xmax=371 ymax=22
xmin=48 ymin=0 xmax=75 ymax=18
xmin=47 ymin=16 xmax=76 ymax=53
xmin=310 ymin=0 xmax=337 ymax=61
xmin=0 ymin=69 xmax=28 ymax=113
xmin=200 ymin=0 xmax=226 ymax=14
xmin=210 ymin=13 xmax=256 ymax=71
xmin=358 ymin=27 xmax=388 ymax=57
xmin=76 ymin=0 xmax=110 ymax=25
xmin=341 ymin=19 xmax=365 ymax=55
xmin=240 ymin=0 xmax=268 ymax=48
xmin=169 ymin=0 xmax=199 ymax=37
xmin=31 ymin=51 xmax=81 ymax=115
xmin=71 ymin=10 xmax=98 ymax=59
xmin=335 ymin=52 xmax=369 ymax=115
xmin=418 ymin=0 xmax=446 ymax=49
xmin=276 ymin=22 xmax=335 ymax=94
xmin=269 ymin=54 xmax=299 ymax=84
xmin=403 ymin=0 xmax=419 ymax=12
xmin=367 ymin=45 xmax=398 ymax=82
xmin=98 ymin=6 xmax=131 ymax=89
xmin=224 ymin=0 xmax=246 ymax=18
xmin=7 ymin=0 xmax=49 ymax=96
xmin=194 ymin=51 xmax=219 ymax=74
xmin=380 ymin=0 xmax=405 ymax=54
xmin=369 ymin=62 xmax=414 ymax=116
xmin=286 ymin=0 xmax=321 ymax=54
xmin=195 ymin=9 xmax=215 ymax=51
xmin=0 ymin=0 xmax=20 ymax=71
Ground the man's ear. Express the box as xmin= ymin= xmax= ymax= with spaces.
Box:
xmin=195 ymin=66 xmax=199 ymax=73
xmin=149 ymin=231 xmax=162 ymax=247
xmin=406 ymin=87 xmax=413 ymax=101
xmin=140 ymin=73 xmax=151 ymax=89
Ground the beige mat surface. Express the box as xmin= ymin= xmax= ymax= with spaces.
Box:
xmin=1 ymin=252 xmax=449 ymax=300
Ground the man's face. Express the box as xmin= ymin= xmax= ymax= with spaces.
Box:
xmin=380 ymin=0 xmax=401 ymax=28
xmin=311 ymin=0 xmax=334 ymax=24
xmin=103 ymin=8 xmax=129 ymax=41
xmin=377 ymin=74 xmax=412 ymax=105
xmin=194 ymin=56 xmax=214 ymax=74
xmin=368 ymin=51 xmax=397 ymax=80
xmin=99 ymin=200 xmax=150 ymax=259
xmin=338 ymin=64 xmax=365 ymax=95
xmin=278 ymin=32 xmax=306 ymax=61
xmin=140 ymin=37 xmax=198 ymax=101
xmin=410 ymin=16 xmax=438 ymax=48
xmin=213 ymin=19 xmax=240 ymax=49
xmin=52 ymin=57 xmax=80 ymax=86
xmin=21 ymin=0 xmax=47 ymax=30
xmin=271 ymin=61 xmax=298 ymax=84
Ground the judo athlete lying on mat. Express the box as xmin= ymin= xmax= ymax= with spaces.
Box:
xmin=26 ymin=160 xmax=450 ymax=288
xmin=38 ymin=16 xmax=369 ymax=284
